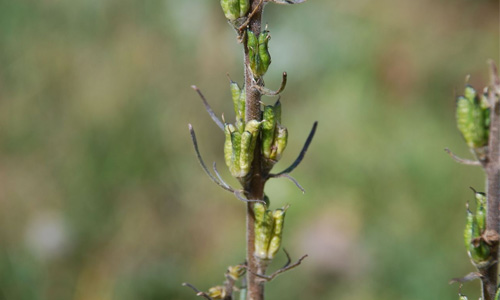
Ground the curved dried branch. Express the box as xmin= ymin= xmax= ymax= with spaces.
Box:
xmin=270 ymin=173 xmax=305 ymax=193
xmin=234 ymin=190 xmax=266 ymax=204
xmin=266 ymin=0 xmax=307 ymax=4
xmin=238 ymin=0 xmax=265 ymax=31
xmin=250 ymin=249 xmax=308 ymax=282
xmin=271 ymin=121 xmax=318 ymax=176
xmin=189 ymin=124 xmax=233 ymax=192
xmin=444 ymin=148 xmax=481 ymax=166
xmin=254 ymin=72 xmax=287 ymax=96
xmin=191 ymin=85 xmax=224 ymax=131
xmin=182 ymin=283 xmax=213 ymax=300
xmin=213 ymin=162 xmax=232 ymax=190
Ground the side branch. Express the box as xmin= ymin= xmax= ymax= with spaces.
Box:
xmin=249 ymin=249 xmax=308 ymax=282
xmin=183 ymin=283 xmax=213 ymax=300
xmin=254 ymin=72 xmax=287 ymax=96
xmin=444 ymin=148 xmax=481 ymax=166
xmin=189 ymin=125 xmax=265 ymax=204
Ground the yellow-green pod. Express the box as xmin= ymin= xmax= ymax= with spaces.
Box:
xmin=262 ymin=105 xmax=276 ymax=158
xmin=245 ymin=120 xmax=261 ymax=159
xmin=230 ymin=131 xmax=242 ymax=177
xmin=255 ymin=209 xmax=273 ymax=260
xmin=224 ymin=124 xmax=234 ymax=171
xmin=464 ymin=84 xmax=477 ymax=102
xmin=267 ymin=208 xmax=286 ymax=259
xmin=456 ymin=96 xmax=473 ymax=146
xmin=220 ymin=0 xmax=240 ymax=21
xmin=464 ymin=206 xmax=474 ymax=249
xmin=495 ymin=287 xmax=500 ymax=300
xmin=258 ymin=30 xmax=271 ymax=75
xmin=475 ymin=191 xmax=487 ymax=233
xmin=237 ymin=85 xmax=246 ymax=132
xmin=247 ymin=30 xmax=258 ymax=75
xmin=270 ymin=125 xmax=288 ymax=161
xmin=207 ymin=286 xmax=226 ymax=299
xmin=239 ymin=131 xmax=252 ymax=177
xmin=254 ymin=202 xmax=266 ymax=223
xmin=227 ymin=264 xmax=246 ymax=281
xmin=240 ymin=0 xmax=249 ymax=17
xmin=458 ymin=294 xmax=468 ymax=300
xmin=230 ymin=80 xmax=242 ymax=118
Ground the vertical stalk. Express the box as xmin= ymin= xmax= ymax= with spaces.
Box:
xmin=243 ymin=2 xmax=265 ymax=300
xmin=482 ymin=65 xmax=500 ymax=300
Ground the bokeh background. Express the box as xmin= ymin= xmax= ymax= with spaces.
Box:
xmin=0 ymin=0 xmax=498 ymax=299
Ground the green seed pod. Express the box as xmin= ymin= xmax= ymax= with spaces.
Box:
xmin=456 ymin=92 xmax=488 ymax=150
xmin=254 ymin=202 xmax=266 ymax=223
xmin=274 ymin=99 xmax=282 ymax=124
xmin=273 ymin=125 xmax=288 ymax=161
xmin=267 ymin=208 xmax=286 ymax=259
xmin=495 ymin=287 xmax=500 ymax=300
xmin=464 ymin=206 xmax=474 ymax=250
xmin=258 ymin=30 xmax=271 ymax=75
xmin=239 ymin=0 xmax=249 ymax=17
xmin=254 ymin=206 xmax=273 ymax=260
xmin=227 ymin=265 xmax=246 ymax=281
xmin=459 ymin=294 xmax=468 ymax=300
xmin=245 ymin=119 xmax=261 ymax=160
xmin=207 ymin=286 xmax=226 ymax=299
xmin=262 ymin=105 xmax=277 ymax=158
xmin=247 ymin=30 xmax=258 ymax=75
xmin=237 ymin=85 xmax=246 ymax=132
xmin=464 ymin=84 xmax=477 ymax=102
xmin=230 ymin=80 xmax=242 ymax=118
xmin=230 ymin=131 xmax=242 ymax=177
xmin=220 ymin=0 xmax=240 ymax=21
xmin=224 ymin=124 xmax=235 ymax=170
xmin=474 ymin=191 xmax=487 ymax=232
xmin=239 ymin=131 xmax=252 ymax=177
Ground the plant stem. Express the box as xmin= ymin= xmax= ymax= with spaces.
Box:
xmin=243 ymin=1 xmax=265 ymax=299
xmin=481 ymin=64 xmax=500 ymax=300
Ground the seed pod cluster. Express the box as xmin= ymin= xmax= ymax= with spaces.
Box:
xmin=224 ymin=80 xmax=262 ymax=178
xmin=253 ymin=202 xmax=287 ymax=260
xmin=220 ymin=0 xmax=249 ymax=21
xmin=261 ymin=100 xmax=288 ymax=168
xmin=464 ymin=190 xmax=491 ymax=266
xmin=456 ymin=85 xmax=490 ymax=159
xmin=247 ymin=29 xmax=271 ymax=78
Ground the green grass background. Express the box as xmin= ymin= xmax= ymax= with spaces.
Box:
xmin=0 ymin=0 xmax=498 ymax=299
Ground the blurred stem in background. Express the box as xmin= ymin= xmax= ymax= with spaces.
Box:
xmin=449 ymin=61 xmax=500 ymax=300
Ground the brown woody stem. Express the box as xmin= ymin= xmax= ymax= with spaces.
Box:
xmin=480 ymin=62 xmax=500 ymax=300
xmin=243 ymin=1 xmax=266 ymax=300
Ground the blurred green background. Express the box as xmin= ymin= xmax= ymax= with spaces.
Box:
xmin=0 ymin=0 xmax=498 ymax=299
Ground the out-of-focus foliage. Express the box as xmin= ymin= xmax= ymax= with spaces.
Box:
xmin=0 ymin=0 xmax=498 ymax=299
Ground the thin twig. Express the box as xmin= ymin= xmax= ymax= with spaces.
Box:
xmin=444 ymin=148 xmax=481 ymax=166
xmin=449 ymin=272 xmax=482 ymax=284
xmin=253 ymin=72 xmax=287 ymax=96
xmin=266 ymin=0 xmax=307 ymax=4
xmin=189 ymin=124 xmax=233 ymax=192
xmin=238 ymin=0 xmax=265 ymax=31
xmin=213 ymin=162 xmax=232 ymax=190
xmin=191 ymin=86 xmax=225 ymax=131
xmin=182 ymin=282 xmax=213 ymax=300
xmin=271 ymin=121 xmax=318 ymax=176
xmin=249 ymin=249 xmax=308 ymax=282
xmin=270 ymin=173 xmax=305 ymax=193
